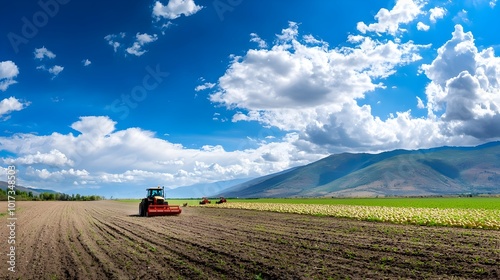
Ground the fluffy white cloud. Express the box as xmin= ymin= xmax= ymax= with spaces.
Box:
xmin=429 ymin=7 xmax=446 ymax=23
xmin=210 ymin=20 xmax=500 ymax=154
xmin=417 ymin=22 xmax=430 ymax=31
xmin=37 ymin=65 xmax=64 ymax=78
xmin=422 ymin=24 xmax=500 ymax=139
xmin=33 ymin=47 xmax=63 ymax=78
xmin=357 ymin=0 xmax=425 ymax=35
xmin=34 ymin=47 xmax=56 ymax=60
xmin=25 ymin=167 xmax=90 ymax=181
xmin=71 ymin=116 xmax=116 ymax=137
xmin=211 ymin=22 xmax=427 ymax=130
xmin=0 ymin=97 xmax=28 ymax=118
xmin=4 ymin=149 xmax=73 ymax=167
xmin=126 ymin=33 xmax=158 ymax=56
xmin=49 ymin=65 xmax=64 ymax=76
xmin=0 ymin=116 xmax=324 ymax=192
xmin=152 ymin=0 xmax=203 ymax=20
xmin=0 ymin=61 xmax=19 ymax=91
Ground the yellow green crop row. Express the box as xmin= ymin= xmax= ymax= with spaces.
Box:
xmin=201 ymin=203 xmax=500 ymax=230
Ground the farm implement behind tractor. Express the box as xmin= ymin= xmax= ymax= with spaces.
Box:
xmin=139 ymin=186 xmax=181 ymax=217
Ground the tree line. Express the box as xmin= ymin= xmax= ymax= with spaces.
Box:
xmin=0 ymin=188 xmax=104 ymax=201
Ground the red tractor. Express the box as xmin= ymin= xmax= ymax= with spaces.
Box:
xmin=216 ymin=197 xmax=227 ymax=204
xmin=139 ymin=186 xmax=181 ymax=217
xmin=199 ymin=197 xmax=211 ymax=205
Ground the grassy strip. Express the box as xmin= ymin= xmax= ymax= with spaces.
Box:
xmin=116 ymin=197 xmax=500 ymax=210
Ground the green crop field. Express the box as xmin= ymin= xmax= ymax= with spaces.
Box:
xmin=227 ymin=197 xmax=500 ymax=210
xmin=117 ymin=196 xmax=500 ymax=209
xmin=116 ymin=197 xmax=500 ymax=229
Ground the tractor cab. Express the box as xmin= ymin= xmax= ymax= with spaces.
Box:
xmin=147 ymin=187 xmax=164 ymax=198
xmin=146 ymin=187 xmax=166 ymax=205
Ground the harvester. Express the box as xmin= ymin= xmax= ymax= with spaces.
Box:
xmin=199 ymin=197 xmax=211 ymax=205
xmin=139 ymin=186 xmax=181 ymax=217
xmin=216 ymin=197 xmax=227 ymax=204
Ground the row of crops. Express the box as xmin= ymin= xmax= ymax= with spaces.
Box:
xmin=202 ymin=202 xmax=500 ymax=230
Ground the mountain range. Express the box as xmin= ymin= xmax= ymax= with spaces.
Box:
xmin=218 ymin=141 xmax=500 ymax=198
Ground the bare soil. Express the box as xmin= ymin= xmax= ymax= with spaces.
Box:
xmin=1 ymin=201 xmax=499 ymax=279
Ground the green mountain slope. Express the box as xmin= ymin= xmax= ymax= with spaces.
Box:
xmin=220 ymin=142 xmax=500 ymax=197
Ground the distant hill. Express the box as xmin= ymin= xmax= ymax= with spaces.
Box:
xmin=0 ymin=181 xmax=59 ymax=195
xmin=219 ymin=142 xmax=500 ymax=198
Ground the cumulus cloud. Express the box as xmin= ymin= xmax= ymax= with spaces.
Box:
xmin=417 ymin=22 xmax=430 ymax=31
xmin=211 ymin=22 xmax=428 ymax=130
xmin=429 ymin=7 xmax=446 ymax=23
xmin=422 ymin=24 xmax=500 ymax=139
xmin=0 ymin=61 xmax=19 ymax=91
xmin=0 ymin=97 xmax=29 ymax=118
xmin=33 ymin=47 xmax=63 ymax=78
xmin=49 ymin=65 xmax=64 ymax=76
xmin=152 ymin=0 xmax=203 ymax=20
xmin=357 ymin=0 xmax=425 ymax=36
xmin=4 ymin=149 xmax=74 ymax=167
xmin=0 ymin=116 xmax=324 ymax=192
xmin=37 ymin=65 xmax=64 ymax=78
xmin=210 ymin=20 xmax=500 ymax=153
xmin=126 ymin=33 xmax=158 ymax=56
xmin=34 ymin=47 xmax=56 ymax=60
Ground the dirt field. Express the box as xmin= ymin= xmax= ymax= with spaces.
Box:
xmin=1 ymin=201 xmax=499 ymax=279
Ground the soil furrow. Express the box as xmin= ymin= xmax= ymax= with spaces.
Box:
xmin=1 ymin=201 xmax=499 ymax=280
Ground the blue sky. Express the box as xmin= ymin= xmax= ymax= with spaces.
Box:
xmin=1 ymin=0 xmax=500 ymax=198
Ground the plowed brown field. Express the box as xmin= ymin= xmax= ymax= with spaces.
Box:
xmin=1 ymin=201 xmax=499 ymax=279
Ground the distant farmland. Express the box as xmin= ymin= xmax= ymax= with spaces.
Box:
xmin=121 ymin=197 xmax=500 ymax=229
xmin=123 ymin=196 xmax=500 ymax=209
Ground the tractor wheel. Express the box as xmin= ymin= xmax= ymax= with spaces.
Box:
xmin=139 ymin=200 xmax=147 ymax=217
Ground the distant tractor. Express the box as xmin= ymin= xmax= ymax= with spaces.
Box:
xmin=199 ymin=197 xmax=211 ymax=205
xmin=216 ymin=197 xmax=227 ymax=204
xmin=139 ymin=186 xmax=181 ymax=217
